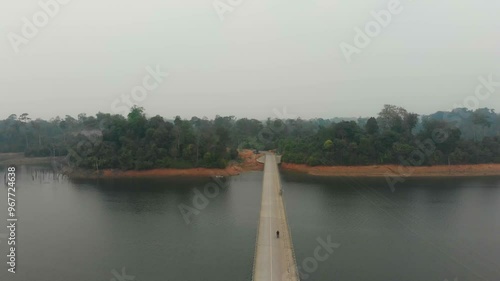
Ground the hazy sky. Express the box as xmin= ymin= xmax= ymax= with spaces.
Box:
xmin=1 ymin=0 xmax=499 ymax=120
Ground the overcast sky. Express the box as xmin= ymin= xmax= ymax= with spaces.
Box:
xmin=1 ymin=0 xmax=499 ymax=120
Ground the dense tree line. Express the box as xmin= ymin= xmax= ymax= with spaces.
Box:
xmin=0 ymin=105 xmax=499 ymax=170
xmin=277 ymin=105 xmax=500 ymax=166
xmin=0 ymin=107 xmax=259 ymax=170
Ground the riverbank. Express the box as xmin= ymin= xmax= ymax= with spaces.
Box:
xmin=0 ymin=153 xmax=62 ymax=166
xmin=69 ymin=149 xmax=265 ymax=179
xmin=280 ymin=163 xmax=500 ymax=177
xmin=4 ymin=151 xmax=499 ymax=178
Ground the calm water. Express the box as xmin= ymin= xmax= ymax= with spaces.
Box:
xmin=0 ymin=165 xmax=261 ymax=281
xmin=0 ymin=165 xmax=499 ymax=281
xmin=282 ymin=173 xmax=500 ymax=281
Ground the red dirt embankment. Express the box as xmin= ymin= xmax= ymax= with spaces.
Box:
xmin=69 ymin=149 xmax=500 ymax=179
xmin=280 ymin=163 xmax=500 ymax=177
xmin=92 ymin=149 xmax=264 ymax=178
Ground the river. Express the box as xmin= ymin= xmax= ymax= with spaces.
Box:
xmin=0 ymin=165 xmax=499 ymax=281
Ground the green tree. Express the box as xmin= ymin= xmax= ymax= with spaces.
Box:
xmin=365 ymin=117 xmax=379 ymax=135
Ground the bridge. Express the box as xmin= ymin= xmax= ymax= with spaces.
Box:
xmin=252 ymin=153 xmax=299 ymax=281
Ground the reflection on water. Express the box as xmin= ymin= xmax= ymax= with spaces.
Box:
xmin=0 ymin=165 xmax=261 ymax=281
xmin=1 ymin=165 xmax=499 ymax=281
xmin=282 ymin=172 xmax=500 ymax=281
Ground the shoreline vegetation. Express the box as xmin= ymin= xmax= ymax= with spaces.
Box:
xmin=280 ymin=163 xmax=500 ymax=177
xmin=76 ymin=163 xmax=500 ymax=179
xmin=1 ymin=105 xmax=499 ymax=178
xmin=0 ymin=153 xmax=62 ymax=166
xmin=2 ymin=151 xmax=499 ymax=178
xmin=69 ymin=150 xmax=265 ymax=179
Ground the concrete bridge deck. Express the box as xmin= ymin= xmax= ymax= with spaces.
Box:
xmin=253 ymin=153 xmax=299 ymax=281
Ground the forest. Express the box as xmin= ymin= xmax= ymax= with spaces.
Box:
xmin=0 ymin=105 xmax=499 ymax=170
